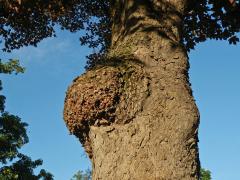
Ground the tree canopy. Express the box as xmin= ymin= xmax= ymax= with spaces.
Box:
xmin=1 ymin=0 xmax=240 ymax=67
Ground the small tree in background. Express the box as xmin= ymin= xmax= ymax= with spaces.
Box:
xmin=71 ymin=169 xmax=92 ymax=180
xmin=0 ymin=60 xmax=53 ymax=180
xmin=200 ymin=168 xmax=212 ymax=180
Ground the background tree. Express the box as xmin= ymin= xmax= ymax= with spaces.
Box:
xmin=71 ymin=169 xmax=92 ymax=180
xmin=200 ymin=168 xmax=212 ymax=180
xmin=1 ymin=0 xmax=240 ymax=179
xmin=0 ymin=60 xmax=53 ymax=180
xmin=70 ymin=168 xmax=212 ymax=180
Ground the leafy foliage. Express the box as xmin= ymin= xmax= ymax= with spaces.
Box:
xmin=184 ymin=0 xmax=240 ymax=50
xmin=0 ymin=60 xmax=53 ymax=179
xmin=1 ymin=0 xmax=111 ymax=68
xmin=0 ymin=0 xmax=111 ymax=52
xmin=1 ymin=1 xmax=240 ymax=54
xmin=0 ymin=59 xmax=25 ymax=74
xmin=71 ymin=169 xmax=92 ymax=180
xmin=0 ymin=59 xmax=24 ymax=112
xmin=0 ymin=112 xmax=28 ymax=164
xmin=0 ymin=154 xmax=53 ymax=180
xmin=200 ymin=168 xmax=212 ymax=180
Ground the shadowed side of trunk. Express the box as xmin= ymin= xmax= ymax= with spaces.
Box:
xmin=64 ymin=0 xmax=200 ymax=179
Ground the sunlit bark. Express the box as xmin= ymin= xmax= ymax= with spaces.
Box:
xmin=64 ymin=0 xmax=200 ymax=179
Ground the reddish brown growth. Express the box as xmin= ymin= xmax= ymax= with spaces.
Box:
xmin=64 ymin=67 xmax=122 ymax=139
xmin=63 ymin=63 xmax=150 ymax=157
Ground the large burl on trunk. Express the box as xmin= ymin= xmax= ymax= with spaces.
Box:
xmin=64 ymin=0 xmax=200 ymax=179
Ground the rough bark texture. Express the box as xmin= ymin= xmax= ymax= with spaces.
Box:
xmin=64 ymin=0 xmax=200 ymax=179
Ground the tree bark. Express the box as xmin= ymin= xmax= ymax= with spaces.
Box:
xmin=64 ymin=0 xmax=200 ymax=179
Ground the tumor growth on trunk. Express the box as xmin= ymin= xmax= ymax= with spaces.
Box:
xmin=64 ymin=60 xmax=150 ymax=158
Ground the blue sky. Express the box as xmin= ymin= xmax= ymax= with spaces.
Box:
xmin=1 ymin=29 xmax=240 ymax=180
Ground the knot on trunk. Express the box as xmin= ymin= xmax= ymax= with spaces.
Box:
xmin=63 ymin=61 xmax=150 ymax=158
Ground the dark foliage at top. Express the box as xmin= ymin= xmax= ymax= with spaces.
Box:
xmin=0 ymin=0 xmax=111 ymax=53
xmin=0 ymin=0 xmax=239 ymax=66
xmin=184 ymin=0 xmax=240 ymax=50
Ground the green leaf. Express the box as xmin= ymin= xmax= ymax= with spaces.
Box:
xmin=0 ymin=59 xmax=25 ymax=75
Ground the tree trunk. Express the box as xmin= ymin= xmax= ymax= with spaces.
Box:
xmin=64 ymin=0 xmax=200 ymax=179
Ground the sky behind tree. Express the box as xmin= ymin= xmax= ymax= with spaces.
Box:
xmin=1 ymin=29 xmax=240 ymax=180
